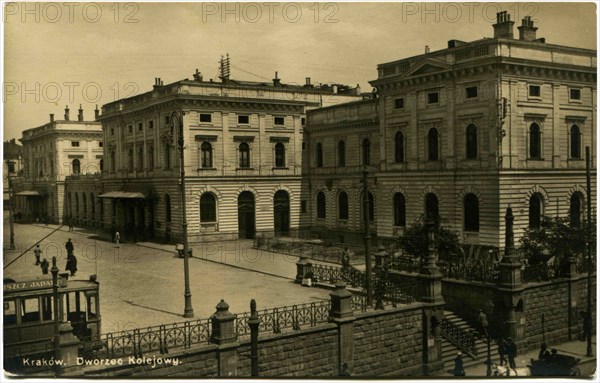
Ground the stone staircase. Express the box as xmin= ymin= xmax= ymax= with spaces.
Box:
xmin=442 ymin=311 xmax=501 ymax=372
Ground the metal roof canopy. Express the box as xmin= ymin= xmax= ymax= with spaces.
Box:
xmin=15 ymin=191 xmax=43 ymax=197
xmin=98 ymin=191 xmax=146 ymax=199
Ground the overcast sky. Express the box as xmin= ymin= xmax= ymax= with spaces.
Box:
xmin=3 ymin=2 xmax=597 ymax=141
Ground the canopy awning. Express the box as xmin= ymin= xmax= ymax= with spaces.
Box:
xmin=98 ymin=191 xmax=146 ymax=199
xmin=15 ymin=191 xmax=42 ymax=197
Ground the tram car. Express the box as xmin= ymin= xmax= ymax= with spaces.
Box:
xmin=3 ymin=273 xmax=101 ymax=367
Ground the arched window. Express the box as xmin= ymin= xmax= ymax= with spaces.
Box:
xmin=425 ymin=193 xmax=439 ymax=222
xmin=82 ymin=193 xmax=87 ymax=218
xmin=200 ymin=193 xmax=217 ymax=223
xmin=201 ymin=142 xmax=213 ymax=168
xmin=90 ymin=192 xmax=95 ymax=215
xmin=428 ymin=128 xmax=439 ymax=161
xmin=72 ymin=159 xmax=80 ymax=175
xmin=316 ymin=192 xmax=326 ymax=219
xmin=570 ymin=192 xmax=583 ymax=227
xmin=99 ymin=159 xmax=103 ymax=173
xmin=316 ymin=143 xmax=323 ymax=168
xmin=529 ymin=193 xmax=543 ymax=229
xmin=275 ymin=143 xmax=285 ymax=168
xmin=466 ymin=124 xmax=478 ymax=159
xmin=128 ymin=148 xmax=134 ymax=171
xmin=338 ymin=192 xmax=348 ymax=220
xmin=362 ymin=138 xmax=371 ymax=165
xmin=393 ymin=193 xmax=406 ymax=227
xmin=338 ymin=141 xmax=346 ymax=167
xmin=164 ymin=144 xmax=171 ymax=169
xmin=147 ymin=145 xmax=154 ymax=170
xmin=110 ymin=150 xmax=116 ymax=172
xmin=368 ymin=192 xmax=374 ymax=222
xmin=529 ymin=123 xmax=541 ymax=159
xmin=239 ymin=142 xmax=250 ymax=168
xmin=463 ymin=193 xmax=479 ymax=232
xmin=395 ymin=132 xmax=404 ymax=163
xmin=137 ymin=147 xmax=144 ymax=171
xmin=570 ymin=125 xmax=581 ymax=159
xmin=165 ymin=194 xmax=172 ymax=223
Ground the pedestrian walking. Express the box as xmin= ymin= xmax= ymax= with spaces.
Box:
xmin=506 ymin=337 xmax=517 ymax=369
xmin=478 ymin=308 xmax=489 ymax=338
xmin=65 ymin=253 xmax=77 ymax=276
xmin=497 ymin=338 xmax=508 ymax=366
xmin=453 ymin=352 xmax=465 ymax=376
xmin=114 ymin=230 xmax=120 ymax=246
xmin=65 ymin=238 xmax=74 ymax=257
xmin=341 ymin=247 xmax=350 ymax=269
xmin=68 ymin=217 xmax=74 ymax=232
xmin=33 ymin=244 xmax=42 ymax=265
xmin=40 ymin=258 xmax=49 ymax=274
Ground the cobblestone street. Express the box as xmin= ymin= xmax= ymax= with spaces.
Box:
xmin=3 ymin=222 xmax=331 ymax=331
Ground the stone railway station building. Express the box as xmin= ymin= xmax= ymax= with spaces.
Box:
xmin=11 ymin=13 xmax=596 ymax=251
xmin=304 ymin=13 xmax=597 ymax=250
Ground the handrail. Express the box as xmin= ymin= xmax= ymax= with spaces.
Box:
xmin=440 ymin=317 xmax=478 ymax=358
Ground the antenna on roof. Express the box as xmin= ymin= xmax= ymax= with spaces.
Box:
xmin=219 ymin=54 xmax=231 ymax=83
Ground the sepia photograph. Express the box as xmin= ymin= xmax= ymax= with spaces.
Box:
xmin=2 ymin=1 xmax=598 ymax=379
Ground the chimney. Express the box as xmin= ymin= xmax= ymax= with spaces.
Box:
xmin=273 ymin=71 xmax=281 ymax=87
xmin=193 ymin=69 xmax=203 ymax=81
xmin=50 ymin=114 xmax=54 ymax=123
xmin=78 ymin=104 xmax=84 ymax=121
xmin=518 ymin=16 xmax=538 ymax=41
xmin=493 ymin=11 xmax=514 ymax=39
xmin=425 ymin=45 xmax=430 ymax=54
xmin=153 ymin=78 xmax=162 ymax=90
xmin=305 ymin=77 xmax=312 ymax=87
xmin=64 ymin=105 xmax=70 ymax=121
xmin=94 ymin=105 xmax=100 ymax=120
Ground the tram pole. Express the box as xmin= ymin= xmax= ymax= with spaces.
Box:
xmin=585 ymin=146 xmax=593 ymax=357
xmin=175 ymin=111 xmax=194 ymax=319
xmin=51 ymin=256 xmax=60 ymax=375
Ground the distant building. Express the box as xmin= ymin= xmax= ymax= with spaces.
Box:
xmin=304 ymin=12 xmax=596 ymax=249
xmin=3 ymin=139 xmax=23 ymax=206
xmin=94 ymin=69 xmax=362 ymax=242
xmin=13 ymin=106 xmax=103 ymax=223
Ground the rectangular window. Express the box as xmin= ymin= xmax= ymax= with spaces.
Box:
xmin=138 ymin=123 xmax=143 ymax=132
xmin=200 ymin=113 xmax=212 ymax=123
xmin=529 ymin=85 xmax=541 ymax=98
xmin=99 ymin=142 xmax=103 ymax=147
xmin=301 ymin=118 xmax=306 ymax=126
xmin=148 ymin=120 xmax=154 ymax=129
xmin=570 ymin=88 xmax=581 ymax=101
xmin=302 ymin=142 xmax=306 ymax=150
xmin=110 ymin=128 xmax=114 ymax=136
xmin=274 ymin=116 xmax=285 ymax=126
xmin=301 ymin=200 xmax=307 ymax=213
xmin=164 ymin=116 xmax=170 ymax=125
xmin=466 ymin=86 xmax=478 ymax=98
xmin=4 ymin=300 xmax=16 ymax=326
xmin=427 ymin=92 xmax=439 ymax=104
xmin=238 ymin=115 xmax=250 ymax=124
xmin=71 ymin=141 xmax=80 ymax=147
xmin=128 ymin=125 xmax=133 ymax=133
xmin=20 ymin=298 xmax=40 ymax=323
xmin=394 ymin=98 xmax=404 ymax=109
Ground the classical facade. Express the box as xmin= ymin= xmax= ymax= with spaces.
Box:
xmin=304 ymin=12 xmax=596 ymax=249
xmin=13 ymin=106 xmax=103 ymax=223
xmin=95 ymin=72 xmax=362 ymax=242
xmin=3 ymin=139 xmax=23 ymax=205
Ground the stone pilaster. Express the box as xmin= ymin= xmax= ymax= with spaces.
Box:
xmin=329 ymin=282 xmax=355 ymax=376
xmin=210 ymin=299 xmax=238 ymax=377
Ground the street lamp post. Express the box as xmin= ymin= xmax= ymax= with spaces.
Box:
xmin=51 ymin=256 xmax=60 ymax=376
xmin=174 ymin=111 xmax=194 ymax=319
xmin=585 ymin=146 xmax=592 ymax=357
xmin=7 ymin=162 xmax=15 ymax=250
xmin=362 ymin=167 xmax=373 ymax=306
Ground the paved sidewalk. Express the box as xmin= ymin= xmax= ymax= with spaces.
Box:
xmin=446 ymin=336 xmax=597 ymax=377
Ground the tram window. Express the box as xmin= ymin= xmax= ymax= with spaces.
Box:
xmin=87 ymin=295 xmax=97 ymax=319
xmin=4 ymin=300 xmax=16 ymax=325
xmin=41 ymin=296 xmax=54 ymax=321
xmin=21 ymin=298 xmax=41 ymax=323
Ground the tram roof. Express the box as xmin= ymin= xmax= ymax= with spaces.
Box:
xmin=3 ymin=274 xmax=98 ymax=297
